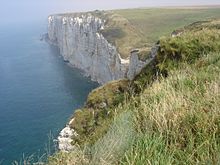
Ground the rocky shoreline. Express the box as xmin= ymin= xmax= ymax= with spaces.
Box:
xmin=57 ymin=118 xmax=77 ymax=151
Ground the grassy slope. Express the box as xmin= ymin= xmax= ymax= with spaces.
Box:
xmin=121 ymin=52 xmax=220 ymax=164
xmin=48 ymin=51 xmax=220 ymax=164
xmin=100 ymin=12 xmax=143 ymax=59
xmin=115 ymin=8 xmax=220 ymax=44
xmin=108 ymin=7 xmax=220 ymax=59
xmin=46 ymin=8 xmax=220 ymax=165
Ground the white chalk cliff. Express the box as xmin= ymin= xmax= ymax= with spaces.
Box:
xmin=47 ymin=12 xmax=151 ymax=84
xmin=47 ymin=12 xmax=158 ymax=151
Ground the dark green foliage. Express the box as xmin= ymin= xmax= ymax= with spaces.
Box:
xmin=157 ymin=21 xmax=220 ymax=73
xmin=132 ymin=20 xmax=220 ymax=94
xmin=69 ymin=80 xmax=130 ymax=146
xmin=70 ymin=108 xmax=113 ymax=146
xmin=86 ymin=79 xmax=129 ymax=109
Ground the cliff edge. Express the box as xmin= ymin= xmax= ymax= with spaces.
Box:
xmin=47 ymin=18 xmax=220 ymax=164
xmin=47 ymin=11 xmax=154 ymax=84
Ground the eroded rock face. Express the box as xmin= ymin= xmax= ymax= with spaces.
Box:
xmin=48 ymin=13 xmax=131 ymax=84
xmin=127 ymin=46 xmax=158 ymax=80
xmin=47 ymin=12 xmax=155 ymax=84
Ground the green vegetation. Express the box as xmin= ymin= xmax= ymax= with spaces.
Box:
xmin=121 ymin=52 xmax=220 ymax=164
xmin=48 ymin=111 xmax=135 ymax=165
xmin=158 ymin=20 xmax=220 ymax=68
xmin=48 ymin=52 xmax=220 ymax=164
xmin=60 ymin=7 xmax=220 ymax=60
xmin=86 ymin=80 xmax=129 ymax=109
xmin=115 ymin=8 xmax=220 ymax=44
xmin=132 ymin=19 xmax=220 ymax=91
xmin=100 ymin=12 xmax=144 ymax=58
xmin=69 ymin=79 xmax=130 ymax=146
xmin=46 ymin=8 xmax=220 ymax=165
xmin=107 ymin=7 xmax=220 ymax=59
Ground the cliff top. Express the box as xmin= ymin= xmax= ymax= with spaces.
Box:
xmin=99 ymin=12 xmax=144 ymax=59
xmin=51 ymin=7 xmax=220 ymax=59
xmin=113 ymin=7 xmax=220 ymax=59
xmin=53 ymin=10 xmax=106 ymax=19
xmin=52 ymin=10 xmax=144 ymax=59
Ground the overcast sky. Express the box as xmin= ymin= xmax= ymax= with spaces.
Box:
xmin=0 ymin=0 xmax=219 ymax=25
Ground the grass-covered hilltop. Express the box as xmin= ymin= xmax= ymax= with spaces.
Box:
xmin=47 ymin=7 xmax=220 ymax=165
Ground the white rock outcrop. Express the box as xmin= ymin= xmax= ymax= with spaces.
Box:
xmin=57 ymin=118 xmax=77 ymax=151
xmin=47 ymin=13 xmax=153 ymax=84
xmin=48 ymin=14 xmax=126 ymax=84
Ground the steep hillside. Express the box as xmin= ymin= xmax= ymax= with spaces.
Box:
xmin=46 ymin=16 xmax=220 ymax=165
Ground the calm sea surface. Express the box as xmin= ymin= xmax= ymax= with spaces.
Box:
xmin=0 ymin=22 xmax=98 ymax=164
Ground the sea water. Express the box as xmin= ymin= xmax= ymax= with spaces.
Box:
xmin=0 ymin=22 xmax=98 ymax=164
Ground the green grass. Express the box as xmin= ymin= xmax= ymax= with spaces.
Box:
xmin=59 ymin=8 xmax=220 ymax=60
xmin=132 ymin=19 xmax=220 ymax=91
xmin=86 ymin=79 xmax=129 ymax=109
xmin=47 ymin=52 xmax=220 ymax=165
xmin=69 ymin=79 xmax=130 ymax=146
xmin=120 ymin=52 xmax=220 ymax=164
xmin=157 ymin=20 xmax=220 ymax=72
xmin=89 ymin=110 xmax=134 ymax=165
xmin=115 ymin=8 xmax=220 ymax=44
xmin=45 ymin=9 xmax=220 ymax=165
xmin=100 ymin=12 xmax=144 ymax=58
xmin=47 ymin=110 xmax=135 ymax=165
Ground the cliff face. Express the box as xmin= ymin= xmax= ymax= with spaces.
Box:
xmin=47 ymin=13 xmax=150 ymax=84
xmin=127 ymin=47 xmax=158 ymax=80
xmin=47 ymin=12 xmax=158 ymax=151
